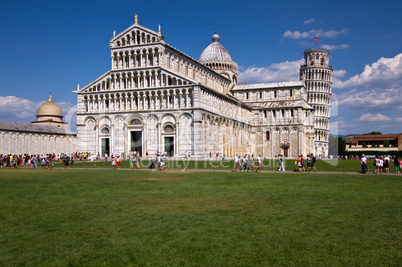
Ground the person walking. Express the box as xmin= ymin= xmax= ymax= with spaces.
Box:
xmin=232 ymin=154 xmax=240 ymax=172
xmin=278 ymin=156 xmax=285 ymax=172
xmin=361 ymin=154 xmax=369 ymax=173
xmin=256 ymin=154 xmax=262 ymax=173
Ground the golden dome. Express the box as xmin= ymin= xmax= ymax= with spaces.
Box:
xmin=36 ymin=95 xmax=63 ymax=121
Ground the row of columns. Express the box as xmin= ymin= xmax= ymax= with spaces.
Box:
xmin=303 ymin=69 xmax=332 ymax=81
xmin=306 ymin=81 xmax=331 ymax=93
xmin=87 ymin=71 xmax=188 ymax=92
xmin=316 ymin=130 xmax=328 ymax=142
xmin=308 ymin=93 xmax=331 ymax=104
xmin=115 ymin=30 xmax=157 ymax=47
xmin=84 ymin=90 xmax=193 ymax=113
xmin=312 ymin=105 xmax=330 ymax=117
xmin=112 ymin=49 xmax=161 ymax=70
xmin=315 ymin=118 xmax=329 ymax=130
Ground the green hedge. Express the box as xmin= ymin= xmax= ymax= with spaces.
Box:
xmin=344 ymin=150 xmax=402 ymax=157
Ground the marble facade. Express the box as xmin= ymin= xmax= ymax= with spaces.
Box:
xmin=76 ymin=16 xmax=332 ymax=158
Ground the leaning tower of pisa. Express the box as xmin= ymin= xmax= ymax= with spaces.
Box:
xmin=300 ymin=48 xmax=332 ymax=157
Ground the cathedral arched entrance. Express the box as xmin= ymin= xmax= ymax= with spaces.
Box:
xmin=280 ymin=140 xmax=290 ymax=157
xmin=162 ymin=124 xmax=175 ymax=156
xmin=128 ymin=118 xmax=143 ymax=156
xmin=164 ymin=136 xmax=174 ymax=156
xmin=101 ymin=138 xmax=110 ymax=157
xmin=130 ymin=131 xmax=143 ymax=156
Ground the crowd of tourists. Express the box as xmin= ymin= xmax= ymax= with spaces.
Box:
xmin=360 ymin=154 xmax=401 ymax=174
xmin=0 ymin=153 xmax=75 ymax=169
xmin=2 ymin=151 xmax=401 ymax=174
xmin=0 ymin=152 xmax=108 ymax=169
xmin=295 ymin=154 xmax=317 ymax=173
xmin=231 ymin=154 xmax=263 ymax=173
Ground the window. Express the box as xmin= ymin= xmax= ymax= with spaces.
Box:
xmin=246 ymin=92 xmax=249 ymax=100
xmin=266 ymin=131 xmax=270 ymax=140
xmin=130 ymin=119 xmax=141 ymax=125
xmin=274 ymin=90 xmax=277 ymax=98
xmin=101 ymin=127 xmax=109 ymax=134
xmin=281 ymin=110 xmax=285 ymax=117
xmin=164 ymin=125 xmax=174 ymax=132
xmin=260 ymin=91 xmax=263 ymax=99
xmin=290 ymin=89 xmax=293 ymax=97
xmin=264 ymin=110 xmax=267 ymax=118
xmin=290 ymin=109 xmax=294 ymax=117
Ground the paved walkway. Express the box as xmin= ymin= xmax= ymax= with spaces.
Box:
xmin=50 ymin=167 xmax=401 ymax=176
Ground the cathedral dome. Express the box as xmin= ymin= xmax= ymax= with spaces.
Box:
xmin=36 ymin=95 xmax=63 ymax=121
xmin=199 ymin=32 xmax=234 ymax=63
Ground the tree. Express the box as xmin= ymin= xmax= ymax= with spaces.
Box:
xmin=362 ymin=142 xmax=368 ymax=148
xmin=363 ymin=131 xmax=382 ymax=135
xmin=384 ymin=140 xmax=390 ymax=147
xmin=338 ymin=137 xmax=345 ymax=155
xmin=328 ymin=135 xmax=345 ymax=155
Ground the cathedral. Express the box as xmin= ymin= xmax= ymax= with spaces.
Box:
xmin=76 ymin=15 xmax=332 ymax=158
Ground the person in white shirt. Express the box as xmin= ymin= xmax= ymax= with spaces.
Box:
xmin=256 ymin=155 xmax=262 ymax=173
xmin=232 ymin=154 xmax=240 ymax=172
xmin=278 ymin=156 xmax=285 ymax=172
xmin=361 ymin=154 xmax=369 ymax=173
xmin=379 ymin=157 xmax=384 ymax=174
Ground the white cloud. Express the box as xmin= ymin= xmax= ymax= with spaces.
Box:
xmin=239 ymin=59 xmax=304 ymax=83
xmin=336 ymin=87 xmax=402 ymax=111
xmin=0 ymin=96 xmax=39 ymax=121
xmin=304 ymin=18 xmax=315 ymax=25
xmin=335 ymin=53 xmax=402 ymax=89
xmin=321 ymin=44 xmax=350 ymax=50
xmin=333 ymin=70 xmax=347 ymax=78
xmin=0 ymin=96 xmax=74 ymax=123
xmin=356 ymin=113 xmax=391 ymax=121
xmin=283 ymin=28 xmax=348 ymax=39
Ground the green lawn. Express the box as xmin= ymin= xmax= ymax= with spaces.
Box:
xmin=55 ymin=158 xmax=379 ymax=173
xmin=0 ymin=169 xmax=401 ymax=266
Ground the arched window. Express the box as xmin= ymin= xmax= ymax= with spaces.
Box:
xmin=164 ymin=125 xmax=174 ymax=132
xmin=130 ymin=119 xmax=141 ymax=125
xmin=101 ymin=127 xmax=110 ymax=134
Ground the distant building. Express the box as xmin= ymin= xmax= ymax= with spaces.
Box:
xmin=345 ymin=134 xmax=402 ymax=152
xmin=0 ymin=95 xmax=76 ymax=155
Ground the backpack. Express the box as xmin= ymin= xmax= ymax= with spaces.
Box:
xmin=312 ymin=156 xmax=316 ymax=163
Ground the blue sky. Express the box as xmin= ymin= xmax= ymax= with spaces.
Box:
xmin=0 ymin=0 xmax=401 ymax=135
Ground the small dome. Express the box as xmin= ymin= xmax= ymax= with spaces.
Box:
xmin=199 ymin=32 xmax=234 ymax=63
xmin=36 ymin=95 xmax=63 ymax=120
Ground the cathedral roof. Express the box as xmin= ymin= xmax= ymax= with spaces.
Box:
xmin=233 ymin=81 xmax=303 ymax=90
xmin=0 ymin=121 xmax=75 ymax=135
xmin=199 ymin=32 xmax=234 ymax=63
xmin=36 ymin=95 xmax=63 ymax=120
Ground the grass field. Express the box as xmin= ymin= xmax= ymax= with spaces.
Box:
xmin=54 ymin=158 xmax=384 ymax=173
xmin=0 ymin=169 xmax=401 ymax=266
